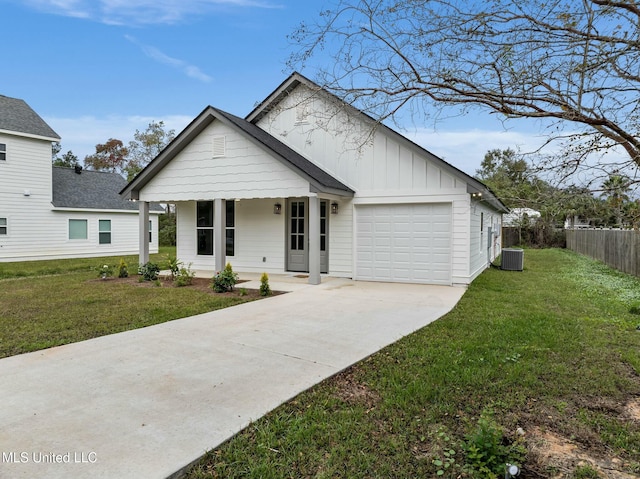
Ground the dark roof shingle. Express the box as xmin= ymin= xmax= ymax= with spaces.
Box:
xmin=0 ymin=95 xmax=60 ymax=139
xmin=53 ymin=167 xmax=163 ymax=211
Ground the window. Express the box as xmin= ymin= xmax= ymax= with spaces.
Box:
xmin=479 ymin=212 xmax=484 ymax=252
xmin=320 ymin=201 xmax=327 ymax=252
xmin=99 ymin=220 xmax=111 ymax=244
xmin=149 ymin=220 xmax=152 ymax=243
xmin=197 ymin=201 xmax=214 ymax=255
xmin=0 ymin=218 xmax=7 ymax=235
xmin=69 ymin=219 xmax=88 ymax=240
xmin=226 ymin=200 xmax=235 ymax=256
xmin=0 ymin=143 xmax=6 ymax=161
xmin=290 ymin=201 xmax=305 ymax=250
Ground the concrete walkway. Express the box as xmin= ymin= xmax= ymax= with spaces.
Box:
xmin=0 ymin=277 xmax=465 ymax=479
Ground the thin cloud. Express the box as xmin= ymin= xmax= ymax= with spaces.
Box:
xmin=124 ymin=35 xmax=212 ymax=83
xmin=21 ymin=0 xmax=282 ymax=25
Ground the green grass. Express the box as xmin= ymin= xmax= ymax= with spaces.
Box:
xmin=0 ymin=246 xmax=175 ymax=279
xmin=186 ymin=249 xmax=640 ymax=478
xmin=0 ymin=247 xmax=254 ymax=358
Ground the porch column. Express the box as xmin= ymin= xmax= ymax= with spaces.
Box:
xmin=138 ymin=200 xmax=150 ymax=266
xmin=214 ymin=198 xmax=226 ymax=272
xmin=308 ymin=195 xmax=321 ymax=285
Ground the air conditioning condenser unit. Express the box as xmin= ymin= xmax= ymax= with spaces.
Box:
xmin=501 ymin=248 xmax=524 ymax=271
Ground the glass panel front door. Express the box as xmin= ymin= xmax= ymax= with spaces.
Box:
xmin=287 ymin=200 xmax=308 ymax=272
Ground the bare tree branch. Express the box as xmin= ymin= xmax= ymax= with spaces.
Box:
xmin=288 ymin=0 xmax=640 ymax=181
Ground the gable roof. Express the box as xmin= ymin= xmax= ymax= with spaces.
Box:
xmin=247 ymin=72 xmax=509 ymax=213
xmin=0 ymin=95 xmax=60 ymax=141
xmin=53 ymin=167 xmax=163 ymax=211
xmin=212 ymin=108 xmax=354 ymax=194
xmin=121 ymin=106 xmax=354 ymax=200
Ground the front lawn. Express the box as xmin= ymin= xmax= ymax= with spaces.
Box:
xmin=186 ymin=249 xmax=640 ymax=478
xmin=0 ymin=248 xmax=256 ymax=358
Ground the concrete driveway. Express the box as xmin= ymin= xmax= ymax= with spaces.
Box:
xmin=0 ymin=277 xmax=464 ymax=479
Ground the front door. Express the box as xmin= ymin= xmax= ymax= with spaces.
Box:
xmin=287 ymin=199 xmax=329 ymax=273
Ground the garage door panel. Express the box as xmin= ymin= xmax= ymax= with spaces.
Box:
xmin=356 ymin=203 xmax=452 ymax=285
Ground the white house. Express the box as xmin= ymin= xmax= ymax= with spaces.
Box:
xmin=503 ymin=207 xmax=541 ymax=226
xmin=121 ymin=73 xmax=508 ymax=285
xmin=0 ymin=94 xmax=161 ymax=262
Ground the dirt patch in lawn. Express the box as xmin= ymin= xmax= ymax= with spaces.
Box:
xmin=332 ymin=368 xmax=381 ymax=411
xmin=90 ymin=276 xmax=284 ymax=299
xmin=525 ymin=425 xmax=638 ymax=478
xmin=518 ymin=395 xmax=640 ymax=478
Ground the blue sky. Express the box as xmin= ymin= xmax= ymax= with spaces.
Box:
xmin=4 ymin=0 xmax=550 ymax=176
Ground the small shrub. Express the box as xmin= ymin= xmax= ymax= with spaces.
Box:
xmin=259 ymin=272 xmax=272 ymax=297
xmin=174 ymin=263 xmax=195 ymax=287
xmin=462 ymin=409 xmax=525 ymax=479
xmin=629 ymin=304 xmax=640 ymax=315
xmin=211 ymin=263 xmax=239 ymax=293
xmin=97 ymin=264 xmax=113 ymax=279
xmin=239 ymin=287 xmax=248 ymax=297
xmin=118 ymin=259 xmax=129 ymax=278
xmin=139 ymin=262 xmax=160 ymax=281
xmin=168 ymin=256 xmax=180 ymax=280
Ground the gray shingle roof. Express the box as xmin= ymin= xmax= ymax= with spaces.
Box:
xmin=53 ymin=167 xmax=163 ymax=211
xmin=121 ymin=106 xmax=355 ymax=199
xmin=0 ymin=95 xmax=60 ymax=140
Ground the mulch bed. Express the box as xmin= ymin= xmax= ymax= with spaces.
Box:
xmin=90 ymin=275 xmax=284 ymax=299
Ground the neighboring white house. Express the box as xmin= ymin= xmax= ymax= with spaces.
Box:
xmin=0 ymin=94 xmax=161 ymax=262
xmin=503 ymin=207 xmax=541 ymax=226
xmin=121 ymin=73 xmax=508 ymax=285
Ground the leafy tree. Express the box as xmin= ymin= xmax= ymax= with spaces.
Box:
xmin=158 ymin=210 xmax=177 ymax=246
xmin=126 ymin=121 xmax=175 ymax=181
xmin=476 ymin=149 xmax=540 ymax=209
xmin=602 ymin=174 xmax=631 ymax=227
xmin=84 ymin=139 xmax=129 ymax=176
xmin=53 ymin=150 xmax=79 ymax=168
xmin=290 ymin=0 xmax=640 ymax=182
xmin=84 ymin=122 xmax=174 ymax=180
xmin=558 ymin=185 xmax=606 ymax=228
xmin=52 ymin=142 xmax=61 ymax=160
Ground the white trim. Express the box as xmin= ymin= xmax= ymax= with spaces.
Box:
xmin=52 ymin=207 xmax=162 ymax=215
xmin=0 ymin=128 xmax=59 ymax=142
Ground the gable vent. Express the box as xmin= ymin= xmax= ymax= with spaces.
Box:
xmin=212 ymin=135 xmax=226 ymax=157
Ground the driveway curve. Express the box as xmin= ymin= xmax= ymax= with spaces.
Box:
xmin=0 ymin=278 xmax=464 ymax=479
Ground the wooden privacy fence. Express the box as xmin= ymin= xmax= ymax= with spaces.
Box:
xmin=566 ymin=229 xmax=640 ymax=277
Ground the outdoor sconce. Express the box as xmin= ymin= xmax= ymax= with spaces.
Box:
xmin=274 ymin=203 xmax=282 ymax=215
xmin=331 ymin=202 xmax=339 ymax=214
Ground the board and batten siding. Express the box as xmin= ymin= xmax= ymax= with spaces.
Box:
xmin=139 ymin=122 xmax=311 ymax=203
xmin=255 ymin=84 xmax=467 ymax=196
xmin=327 ymin=197 xmax=353 ymax=277
xmin=468 ymin=201 xmax=502 ymax=281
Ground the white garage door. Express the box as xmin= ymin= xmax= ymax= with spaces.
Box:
xmin=356 ymin=203 xmax=452 ymax=284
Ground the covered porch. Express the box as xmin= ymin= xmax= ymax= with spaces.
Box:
xmin=134 ymin=194 xmax=351 ymax=285
xmin=119 ymin=106 xmax=355 ymax=285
